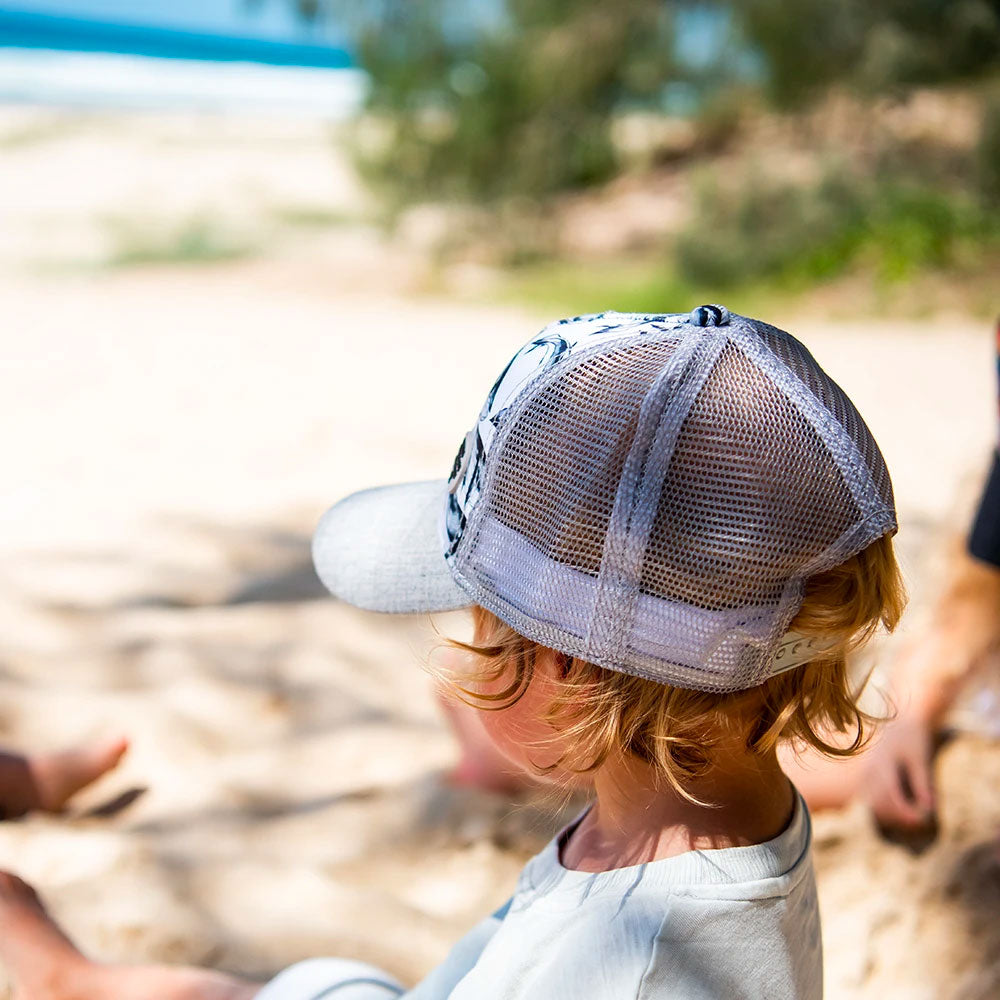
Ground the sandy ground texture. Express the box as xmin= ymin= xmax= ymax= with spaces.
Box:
xmin=1 ymin=108 xmax=999 ymax=999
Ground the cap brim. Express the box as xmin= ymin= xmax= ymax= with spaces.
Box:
xmin=312 ymin=479 xmax=471 ymax=614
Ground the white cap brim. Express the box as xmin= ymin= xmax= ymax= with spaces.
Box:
xmin=311 ymin=479 xmax=471 ymax=613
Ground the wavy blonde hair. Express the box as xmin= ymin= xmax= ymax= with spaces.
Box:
xmin=443 ymin=533 xmax=906 ymax=799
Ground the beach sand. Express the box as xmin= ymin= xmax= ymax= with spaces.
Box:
xmin=0 ymin=108 xmax=998 ymax=999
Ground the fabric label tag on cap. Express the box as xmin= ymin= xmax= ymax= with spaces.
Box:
xmin=770 ymin=632 xmax=834 ymax=674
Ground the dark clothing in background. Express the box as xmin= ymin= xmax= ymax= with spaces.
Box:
xmin=969 ymin=450 xmax=1000 ymax=568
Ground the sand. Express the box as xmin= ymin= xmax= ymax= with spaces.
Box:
xmin=0 ymin=108 xmax=998 ymax=999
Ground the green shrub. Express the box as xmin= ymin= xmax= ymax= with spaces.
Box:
xmin=333 ymin=0 xmax=676 ymax=206
xmin=277 ymin=0 xmax=1000 ymax=208
xmin=675 ymin=168 xmax=1000 ymax=287
xmin=736 ymin=0 xmax=1000 ymax=104
xmin=978 ymin=94 xmax=1000 ymax=206
xmin=104 ymin=216 xmax=255 ymax=268
xmin=676 ymin=171 xmax=864 ymax=286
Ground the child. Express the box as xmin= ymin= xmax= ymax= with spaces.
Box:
xmin=0 ymin=306 xmax=904 ymax=999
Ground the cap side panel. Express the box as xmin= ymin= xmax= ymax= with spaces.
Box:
xmin=729 ymin=322 xmax=896 ymax=558
xmin=444 ymin=315 xmax=688 ymax=562
xmin=750 ymin=321 xmax=895 ymax=513
xmin=450 ymin=326 xmax=687 ymax=575
xmin=450 ymin=328 xmax=691 ymax=657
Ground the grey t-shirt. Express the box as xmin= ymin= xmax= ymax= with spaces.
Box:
xmin=257 ymin=793 xmax=822 ymax=1000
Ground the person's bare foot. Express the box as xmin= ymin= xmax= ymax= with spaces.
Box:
xmin=0 ymin=870 xmax=261 ymax=1000
xmin=0 ymin=737 xmax=129 ymax=819
xmin=29 ymin=736 xmax=130 ymax=813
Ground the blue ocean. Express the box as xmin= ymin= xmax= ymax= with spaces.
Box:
xmin=0 ymin=1 xmax=362 ymax=116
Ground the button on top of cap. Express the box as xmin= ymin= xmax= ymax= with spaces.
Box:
xmin=689 ymin=304 xmax=730 ymax=327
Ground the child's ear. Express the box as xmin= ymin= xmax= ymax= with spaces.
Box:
xmin=556 ymin=651 xmax=572 ymax=678
xmin=535 ymin=647 xmax=572 ymax=682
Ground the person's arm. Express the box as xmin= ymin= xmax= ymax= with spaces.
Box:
xmin=864 ymin=534 xmax=1000 ymax=828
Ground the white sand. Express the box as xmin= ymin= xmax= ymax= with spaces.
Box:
xmin=0 ymin=108 xmax=998 ymax=998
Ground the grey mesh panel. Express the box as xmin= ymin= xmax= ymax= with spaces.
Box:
xmin=746 ymin=319 xmax=895 ymax=513
xmin=445 ymin=310 xmax=897 ymax=692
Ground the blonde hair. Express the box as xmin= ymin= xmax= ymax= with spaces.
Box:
xmin=443 ymin=533 xmax=906 ymax=799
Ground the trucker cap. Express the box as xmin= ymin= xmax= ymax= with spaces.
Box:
xmin=313 ymin=306 xmax=897 ymax=693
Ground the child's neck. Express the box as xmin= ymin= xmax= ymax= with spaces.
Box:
xmin=560 ymin=747 xmax=795 ymax=873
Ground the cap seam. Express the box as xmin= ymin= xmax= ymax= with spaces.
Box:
xmin=587 ymin=330 xmax=724 ymax=664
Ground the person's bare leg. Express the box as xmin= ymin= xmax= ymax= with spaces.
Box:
xmin=0 ymin=737 xmax=129 ymax=818
xmin=0 ymin=871 xmax=261 ymax=1000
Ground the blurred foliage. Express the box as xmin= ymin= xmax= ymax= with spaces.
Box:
xmin=738 ymin=0 xmax=1000 ymax=105
xmin=333 ymin=0 xmax=677 ymax=204
xmin=272 ymin=0 xmax=1000 ymax=205
xmin=979 ymin=94 xmax=1000 ymax=205
xmin=271 ymin=205 xmax=357 ymax=228
xmin=676 ymin=169 xmax=1000 ymax=287
xmin=104 ymin=216 xmax=256 ymax=268
xmin=271 ymin=0 xmax=1000 ymax=297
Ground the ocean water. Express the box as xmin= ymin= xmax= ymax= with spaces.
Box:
xmin=0 ymin=47 xmax=365 ymax=117
xmin=0 ymin=4 xmax=360 ymax=117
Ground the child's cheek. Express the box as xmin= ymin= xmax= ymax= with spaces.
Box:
xmin=480 ymin=700 xmax=564 ymax=773
xmin=477 ymin=702 xmax=523 ymax=760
